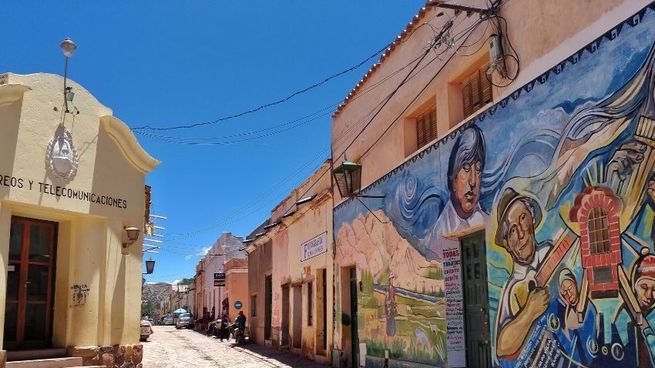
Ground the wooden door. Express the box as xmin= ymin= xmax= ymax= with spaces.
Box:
xmin=264 ymin=275 xmax=272 ymax=340
xmin=281 ymin=284 xmax=290 ymax=346
xmin=461 ymin=232 xmax=491 ymax=368
xmin=4 ymin=217 xmax=57 ymax=350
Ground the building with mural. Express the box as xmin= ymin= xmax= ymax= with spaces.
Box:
xmin=246 ymin=161 xmax=333 ymax=363
xmin=331 ymin=1 xmax=655 ymax=367
xmin=0 ymin=73 xmax=159 ymax=366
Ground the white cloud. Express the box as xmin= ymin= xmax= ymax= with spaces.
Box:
xmin=183 ymin=246 xmax=212 ymax=260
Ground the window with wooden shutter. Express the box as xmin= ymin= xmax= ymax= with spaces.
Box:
xmin=462 ymin=64 xmax=492 ymax=118
xmin=416 ymin=107 xmax=437 ymax=149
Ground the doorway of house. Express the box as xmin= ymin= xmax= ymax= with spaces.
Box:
xmin=264 ymin=275 xmax=272 ymax=341
xmin=316 ymin=268 xmax=327 ymax=355
xmin=281 ymin=284 xmax=290 ymax=347
xmin=292 ymin=284 xmax=302 ymax=349
xmin=349 ymin=267 xmax=358 ymax=368
xmin=4 ymin=217 xmax=57 ymax=350
xmin=461 ymin=232 xmax=491 ymax=368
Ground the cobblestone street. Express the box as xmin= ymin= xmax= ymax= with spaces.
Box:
xmin=142 ymin=326 xmax=328 ymax=368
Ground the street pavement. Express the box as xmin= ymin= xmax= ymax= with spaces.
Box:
xmin=142 ymin=326 xmax=328 ymax=368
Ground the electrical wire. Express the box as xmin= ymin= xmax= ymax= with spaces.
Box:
xmin=486 ymin=14 xmax=520 ymax=87
xmin=159 ymin=13 xmax=478 ymax=244
xmin=165 ymin=145 xmax=330 ymax=241
xmin=133 ymin=32 xmax=447 ymax=147
xmin=151 ymin=45 xmax=440 ymax=244
xmin=132 ymin=20 xmax=438 ymax=133
xmin=333 ymin=18 xmax=456 ymax=164
xmin=358 ymin=17 xmax=485 ymax=162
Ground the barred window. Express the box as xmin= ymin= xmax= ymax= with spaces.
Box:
xmin=588 ymin=207 xmax=611 ymax=254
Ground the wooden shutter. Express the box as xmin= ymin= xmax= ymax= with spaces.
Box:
xmin=416 ymin=107 xmax=437 ymax=149
xmin=463 ymin=63 xmax=492 ymax=119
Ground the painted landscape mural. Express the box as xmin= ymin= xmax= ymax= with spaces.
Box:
xmin=333 ymin=4 xmax=655 ymax=368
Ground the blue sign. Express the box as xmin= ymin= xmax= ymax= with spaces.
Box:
xmin=234 ymin=301 xmax=242 ymax=310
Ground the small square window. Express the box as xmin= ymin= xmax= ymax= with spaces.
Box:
xmin=251 ymin=295 xmax=257 ymax=317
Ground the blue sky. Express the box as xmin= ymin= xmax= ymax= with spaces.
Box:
xmin=1 ymin=1 xmax=425 ymax=282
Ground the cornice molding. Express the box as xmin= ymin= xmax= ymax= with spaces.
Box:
xmin=100 ymin=115 xmax=160 ymax=174
xmin=0 ymin=84 xmax=31 ymax=106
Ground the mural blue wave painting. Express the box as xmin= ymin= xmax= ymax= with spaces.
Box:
xmin=333 ymin=3 xmax=655 ymax=368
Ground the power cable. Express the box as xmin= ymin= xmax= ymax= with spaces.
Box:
xmin=133 ymin=23 xmax=444 ymax=146
xmin=160 ymin=13 xmax=476 ymax=242
xmin=358 ymin=18 xmax=485 ymax=162
xmin=165 ymin=145 xmax=330 ymax=241
xmin=334 ymin=15 xmax=465 ymax=163
xmin=132 ymin=20 xmax=438 ymax=133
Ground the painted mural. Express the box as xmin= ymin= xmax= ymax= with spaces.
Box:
xmin=333 ymin=4 xmax=655 ymax=368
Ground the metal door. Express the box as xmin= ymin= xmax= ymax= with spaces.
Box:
xmin=461 ymin=232 xmax=491 ymax=368
xmin=4 ymin=217 xmax=57 ymax=350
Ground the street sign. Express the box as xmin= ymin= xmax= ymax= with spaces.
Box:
xmin=214 ymin=272 xmax=225 ymax=287
xmin=234 ymin=301 xmax=242 ymax=310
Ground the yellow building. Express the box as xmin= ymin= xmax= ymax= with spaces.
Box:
xmin=0 ymin=72 xmax=158 ymax=366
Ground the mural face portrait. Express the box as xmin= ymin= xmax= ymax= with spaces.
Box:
xmin=447 ymin=125 xmax=486 ymax=220
xmin=503 ymin=200 xmax=536 ymax=265
xmin=636 ymin=278 xmax=655 ymax=311
xmin=452 ymin=160 xmax=482 ymax=217
xmin=560 ymin=278 xmax=579 ymax=307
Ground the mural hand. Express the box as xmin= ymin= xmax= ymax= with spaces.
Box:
xmin=525 ymin=287 xmax=549 ymax=319
xmin=607 ymin=140 xmax=647 ymax=181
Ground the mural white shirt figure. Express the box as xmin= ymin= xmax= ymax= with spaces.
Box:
xmin=497 ymin=244 xmax=551 ymax=329
xmin=426 ymin=200 xmax=487 ymax=368
xmin=426 ymin=200 xmax=488 ymax=259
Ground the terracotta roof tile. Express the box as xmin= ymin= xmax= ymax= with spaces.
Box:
xmin=333 ymin=4 xmax=431 ymax=118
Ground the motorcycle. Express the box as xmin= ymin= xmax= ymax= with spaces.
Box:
xmin=215 ymin=319 xmax=230 ymax=341
xmin=230 ymin=324 xmax=247 ymax=344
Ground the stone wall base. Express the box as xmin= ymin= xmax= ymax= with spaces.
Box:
xmin=0 ymin=350 xmax=6 ymax=368
xmin=67 ymin=344 xmax=143 ymax=367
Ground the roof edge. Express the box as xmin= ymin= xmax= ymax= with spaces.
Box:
xmin=100 ymin=115 xmax=161 ymax=174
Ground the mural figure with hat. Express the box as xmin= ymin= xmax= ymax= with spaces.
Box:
xmin=554 ymin=268 xmax=598 ymax=366
xmin=610 ymin=247 xmax=655 ymax=367
xmin=385 ymin=273 xmax=397 ymax=337
xmin=494 ymin=187 xmax=553 ymax=360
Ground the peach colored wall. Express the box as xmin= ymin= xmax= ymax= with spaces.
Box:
xmin=247 ymin=238 xmax=272 ymax=346
xmin=225 ymin=259 xmax=249 ymax=321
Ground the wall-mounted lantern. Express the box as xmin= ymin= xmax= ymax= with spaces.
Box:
xmin=122 ymin=225 xmax=141 ymax=255
xmin=144 ymin=258 xmax=155 ymax=275
xmin=332 ymin=159 xmax=362 ymax=198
